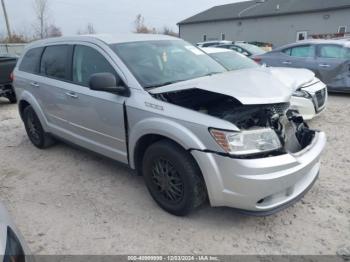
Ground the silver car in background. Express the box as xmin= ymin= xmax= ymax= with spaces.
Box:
xmin=14 ymin=34 xmax=326 ymax=216
xmin=253 ymin=39 xmax=350 ymax=93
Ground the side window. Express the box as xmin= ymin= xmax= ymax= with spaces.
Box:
xmin=221 ymin=33 xmax=226 ymax=41
xmin=290 ymin=45 xmax=315 ymax=58
xmin=296 ymin=31 xmax=307 ymax=41
xmin=319 ymin=45 xmax=345 ymax=59
xmin=72 ymin=45 xmax=121 ymax=87
xmin=344 ymin=48 xmax=350 ymax=59
xmin=40 ymin=45 xmax=70 ymax=80
xmin=230 ymin=46 xmax=243 ymax=53
xmin=282 ymin=48 xmax=292 ymax=56
xmin=338 ymin=26 xmax=346 ymax=34
xmin=19 ymin=47 xmax=44 ymax=74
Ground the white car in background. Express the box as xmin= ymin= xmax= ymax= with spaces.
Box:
xmin=1 ymin=203 xmax=31 ymax=262
xmin=202 ymin=47 xmax=328 ymax=120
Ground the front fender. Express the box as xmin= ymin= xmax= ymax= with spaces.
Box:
xmin=128 ymin=117 xmax=207 ymax=169
xmin=18 ymin=90 xmax=49 ymax=132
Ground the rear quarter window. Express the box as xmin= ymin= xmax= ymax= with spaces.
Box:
xmin=40 ymin=45 xmax=71 ymax=80
xmin=19 ymin=47 xmax=44 ymax=74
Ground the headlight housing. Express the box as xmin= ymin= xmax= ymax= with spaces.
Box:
xmin=210 ymin=128 xmax=282 ymax=156
xmin=292 ymin=89 xmax=312 ymax=99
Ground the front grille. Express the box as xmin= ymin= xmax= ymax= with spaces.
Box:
xmin=315 ymin=89 xmax=326 ymax=111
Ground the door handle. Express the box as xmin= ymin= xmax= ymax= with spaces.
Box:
xmin=319 ymin=64 xmax=330 ymax=68
xmin=282 ymin=61 xmax=292 ymax=65
xmin=30 ymin=82 xmax=40 ymax=88
xmin=65 ymin=91 xmax=78 ymax=99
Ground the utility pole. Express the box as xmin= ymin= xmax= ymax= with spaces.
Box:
xmin=1 ymin=0 xmax=12 ymax=40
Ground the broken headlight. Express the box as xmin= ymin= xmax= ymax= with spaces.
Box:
xmin=210 ymin=128 xmax=282 ymax=156
xmin=292 ymin=90 xmax=312 ymax=99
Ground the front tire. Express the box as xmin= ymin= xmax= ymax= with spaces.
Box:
xmin=142 ymin=140 xmax=207 ymax=216
xmin=23 ymin=106 xmax=55 ymax=149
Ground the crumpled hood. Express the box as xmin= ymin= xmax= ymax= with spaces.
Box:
xmin=150 ymin=67 xmax=309 ymax=105
xmin=267 ymin=67 xmax=316 ymax=91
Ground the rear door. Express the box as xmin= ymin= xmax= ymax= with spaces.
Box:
xmin=315 ymin=44 xmax=350 ymax=91
xmin=36 ymin=44 xmax=73 ymax=131
xmin=60 ymin=43 xmax=128 ymax=163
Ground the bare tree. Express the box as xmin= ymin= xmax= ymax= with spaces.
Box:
xmin=161 ymin=26 xmax=178 ymax=37
xmin=33 ymin=0 xmax=49 ymax=39
xmin=77 ymin=23 xmax=97 ymax=35
xmin=86 ymin=23 xmax=96 ymax=34
xmin=134 ymin=14 xmax=154 ymax=34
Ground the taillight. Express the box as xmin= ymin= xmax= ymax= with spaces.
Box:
xmin=10 ymin=72 xmax=14 ymax=81
xmin=253 ymin=57 xmax=262 ymax=63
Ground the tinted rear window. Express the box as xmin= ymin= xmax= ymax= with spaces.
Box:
xmin=19 ymin=47 xmax=43 ymax=74
xmin=40 ymin=45 xmax=70 ymax=80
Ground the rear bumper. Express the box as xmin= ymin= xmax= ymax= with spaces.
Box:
xmin=191 ymin=131 xmax=326 ymax=213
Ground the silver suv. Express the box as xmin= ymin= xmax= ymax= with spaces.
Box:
xmin=13 ymin=34 xmax=326 ymax=216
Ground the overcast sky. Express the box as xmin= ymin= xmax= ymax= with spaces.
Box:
xmin=0 ymin=0 xmax=249 ymax=37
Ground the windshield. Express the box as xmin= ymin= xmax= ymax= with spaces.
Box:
xmin=208 ymin=51 xmax=259 ymax=71
xmin=110 ymin=40 xmax=226 ymax=89
xmin=235 ymin=43 xmax=266 ymax=55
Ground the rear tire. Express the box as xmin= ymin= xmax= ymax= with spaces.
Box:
xmin=23 ymin=106 xmax=55 ymax=149
xmin=142 ymin=140 xmax=207 ymax=216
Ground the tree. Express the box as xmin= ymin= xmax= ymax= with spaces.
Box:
xmin=161 ymin=27 xmax=178 ymax=37
xmin=46 ymin=24 xmax=62 ymax=37
xmin=0 ymin=33 xmax=29 ymax=43
xmin=77 ymin=23 xmax=97 ymax=35
xmin=134 ymin=14 xmax=154 ymax=34
xmin=33 ymin=0 xmax=49 ymax=39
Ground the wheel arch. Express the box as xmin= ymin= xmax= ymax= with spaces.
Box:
xmin=129 ymin=118 xmax=207 ymax=172
xmin=18 ymin=91 xmax=49 ymax=132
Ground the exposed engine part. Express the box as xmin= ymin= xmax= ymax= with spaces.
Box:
xmin=153 ymin=88 xmax=316 ymax=155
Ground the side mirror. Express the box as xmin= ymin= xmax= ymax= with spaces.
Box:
xmin=242 ymin=51 xmax=249 ymax=56
xmin=89 ymin=72 xmax=130 ymax=97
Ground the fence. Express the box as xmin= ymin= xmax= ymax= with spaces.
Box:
xmin=0 ymin=43 xmax=26 ymax=56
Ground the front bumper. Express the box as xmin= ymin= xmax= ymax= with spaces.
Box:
xmin=191 ymin=131 xmax=326 ymax=213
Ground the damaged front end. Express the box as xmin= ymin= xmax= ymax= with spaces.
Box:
xmin=152 ymin=88 xmax=316 ymax=158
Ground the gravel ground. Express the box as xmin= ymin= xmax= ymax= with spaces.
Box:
xmin=0 ymin=95 xmax=349 ymax=255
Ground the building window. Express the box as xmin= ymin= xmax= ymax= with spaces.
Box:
xmin=338 ymin=26 xmax=347 ymax=34
xmin=296 ymin=31 xmax=307 ymax=41
xmin=203 ymin=34 xmax=207 ymax=42
xmin=221 ymin=33 xmax=226 ymax=40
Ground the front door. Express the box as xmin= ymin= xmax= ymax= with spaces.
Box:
xmin=61 ymin=44 xmax=128 ymax=163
